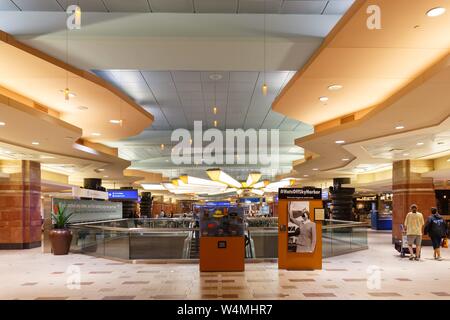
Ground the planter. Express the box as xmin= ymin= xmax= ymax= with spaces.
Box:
xmin=49 ymin=229 xmax=73 ymax=255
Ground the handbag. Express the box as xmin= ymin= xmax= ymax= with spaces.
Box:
xmin=442 ymin=237 xmax=449 ymax=249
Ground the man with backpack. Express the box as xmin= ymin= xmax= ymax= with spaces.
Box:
xmin=424 ymin=208 xmax=448 ymax=261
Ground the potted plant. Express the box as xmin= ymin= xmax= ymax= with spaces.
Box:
xmin=49 ymin=204 xmax=74 ymax=255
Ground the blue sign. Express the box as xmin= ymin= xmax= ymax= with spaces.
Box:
xmin=239 ymin=197 xmax=263 ymax=203
xmin=108 ymin=189 xmax=138 ymax=201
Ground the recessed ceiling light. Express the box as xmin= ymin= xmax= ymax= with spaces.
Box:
xmin=0 ymin=121 xmax=5 ymax=126
xmin=342 ymin=158 xmax=350 ymax=161
xmin=110 ymin=119 xmax=122 ymax=124
xmin=31 ymin=142 xmax=39 ymax=145
xmin=395 ymin=125 xmax=405 ymax=130
xmin=312 ymin=168 xmax=319 ymax=171
xmin=92 ymin=133 xmax=101 ymax=137
xmin=319 ymin=96 xmax=329 ymax=102
xmin=213 ymin=120 xmax=218 ymax=127
xmin=97 ymin=168 xmax=105 ymax=172
xmin=103 ymin=175 xmax=109 ymax=178
xmin=160 ymin=144 xmax=165 ymax=150
xmin=328 ymin=84 xmax=343 ymax=91
xmin=304 ymin=175 xmax=309 ymax=177
xmin=403 ymin=153 xmax=410 ymax=156
xmin=417 ymin=142 xmax=425 ymax=146
xmin=335 ymin=140 xmax=345 ymax=144
xmin=426 ymin=7 xmax=446 ymax=17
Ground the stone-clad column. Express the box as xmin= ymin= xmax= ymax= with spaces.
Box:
xmin=392 ymin=160 xmax=436 ymax=242
xmin=0 ymin=160 xmax=41 ymax=249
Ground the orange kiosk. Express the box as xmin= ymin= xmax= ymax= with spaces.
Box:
xmin=278 ymin=187 xmax=324 ymax=270
xmin=199 ymin=206 xmax=245 ymax=272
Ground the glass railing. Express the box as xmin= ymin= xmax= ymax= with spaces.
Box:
xmin=322 ymin=219 xmax=369 ymax=258
xmin=69 ymin=218 xmax=368 ymax=261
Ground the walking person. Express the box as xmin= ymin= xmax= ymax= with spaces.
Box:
xmin=424 ymin=208 xmax=448 ymax=261
xmin=404 ymin=204 xmax=425 ymax=261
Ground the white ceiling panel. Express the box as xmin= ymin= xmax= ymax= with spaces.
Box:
xmin=149 ymin=0 xmax=193 ymax=13
xmin=261 ymin=111 xmax=285 ymax=129
xmin=194 ymin=0 xmax=238 ymax=13
xmin=13 ymin=0 xmax=62 ymax=11
xmin=230 ymin=71 xmax=259 ymax=82
xmin=323 ymin=0 xmax=354 ymax=15
xmin=238 ymin=0 xmax=282 ymax=14
xmin=142 ymin=71 xmax=173 ymax=84
xmin=281 ymin=0 xmax=328 ymax=14
xmin=103 ymin=0 xmax=150 ymax=12
xmin=172 ymin=71 xmax=201 ymax=82
xmin=0 ymin=0 xmax=18 ymax=10
xmin=202 ymin=82 xmax=229 ymax=92
xmin=175 ymin=82 xmax=203 ymax=92
xmin=278 ymin=117 xmax=300 ymax=130
xmin=110 ymin=70 xmax=145 ymax=83
xmin=229 ymin=82 xmax=255 ymax=92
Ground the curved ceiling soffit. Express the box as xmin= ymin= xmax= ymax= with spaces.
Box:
xmin=0 ymin=29 xmax=154 ymax=141
xmin=293 ymin=54 xmax=450 ymax=175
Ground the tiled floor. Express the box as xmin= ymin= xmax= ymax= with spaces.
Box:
xmin=1 ymin=231 xmax=449 ymax=300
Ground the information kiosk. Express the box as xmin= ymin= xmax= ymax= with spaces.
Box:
xmin=277 ymin=187 xmax=324 ymax=270
xmin=199 ymin=206 xmax=245 ymax=272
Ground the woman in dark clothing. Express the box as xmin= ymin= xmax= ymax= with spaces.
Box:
xmin=424 ymin=208 xmax=448 ymax=261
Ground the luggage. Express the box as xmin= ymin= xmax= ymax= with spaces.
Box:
xmin=395 ymin=224 xmax=416 ymax=257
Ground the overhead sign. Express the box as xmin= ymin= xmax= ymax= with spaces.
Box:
xmin=53 ymin=198 xmax=122 ymax=223
xmin=278 ymin=188 xmax=322 ymax=200
xmin=108 ymin=189 xmax=138 ymax=201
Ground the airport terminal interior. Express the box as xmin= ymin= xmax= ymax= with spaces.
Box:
xmin=0 ymin=0 xmax=449 ymax=301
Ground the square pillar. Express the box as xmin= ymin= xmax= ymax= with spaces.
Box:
xmin=392 ymin=160 xmax=436 ymax=241
xmin=0 ymin=160 xmax=42 ymax=249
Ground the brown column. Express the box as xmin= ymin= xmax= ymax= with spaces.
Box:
xmin=0 ymin=160 xmax=42 ymax=249
xmin=392 ymin=160 xmax=436 ymax=241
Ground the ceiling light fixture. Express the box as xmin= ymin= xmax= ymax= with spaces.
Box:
xmin=246 ymin=172 xmax=262 ymax=187
xmin=395 ymin=125 xmax=405 ymax=130
xmin=335 ymin=140 xmax=345 ymax=144
xmin=60 ymin=88 xmax=76 ymax=100
xmin=213 ymin=107 xmax=217 ymax=115
xmin=403 ymin=153 xmax=410 ymax=156
xmin=417 ymin=142 xmax=425 ymax=146
xmin=207 ymin=169 xmax=242 ymax=189
xmin=261 ymin=0 xmax=268 ymax=96
xmin=213 ymin=120 xmax=218 ymax=127
xmin=31 ymin=142 xmax=39 ymax=145
xmin=160 ymin=144 xmax=165 ymax=150
xmin=328 ymin=84 xmax=343 ymax=91
xmin=303 ymin=175 xmax=309 ymax=177
xmin=40 ymin=155 xmax=55 ymax=159
xmin=319 ymin=96 xmax=329 ymax=102
xmin=312 ymin=168 xmax=319 ymax=171
xmin=0 ymin=121 xmax=5 ymax=126
xmin=426 ymin=7 xmax=446 ymax=17
xmin=110 ymin=119 xmax=122 ymax=124
xmin=92 ymin=132 xmax=101 ymax=137
xmin=342 ymin=158 xmax=350 ymax=161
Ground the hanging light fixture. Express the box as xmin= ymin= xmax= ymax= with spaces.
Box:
xmin=246 ymin=172 xmax=262 ymax=187
xmin=261 ymin=0 xmax=268 ymax=96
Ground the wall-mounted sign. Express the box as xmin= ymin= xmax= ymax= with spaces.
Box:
xmin=108 ymin=189 xmax=138 ymax=201
xmin=53 ymin=198 xmax=122 ymax=223
xmin=278 ymin=188 xmax=322 ymax=200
